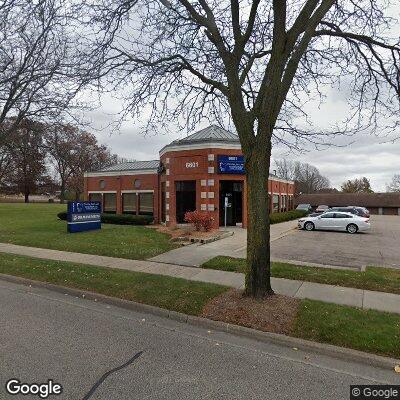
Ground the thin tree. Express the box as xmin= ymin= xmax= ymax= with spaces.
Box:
xmin=387 ymin=175 xmax=400 ymax=193
xmin=82 ymin=0 xmax=400 ymax=297
xmin=0 ymin=142 xmax=13 ymax=189
xmin=6 ymin=119 xmax=47 ymax=202
xmin=44 ymin=123 xmax=80 ymax=203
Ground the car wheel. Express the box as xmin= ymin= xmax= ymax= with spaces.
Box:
xmin=304 ymin=222 xmax=315 ymax=231
xmin=346 ymin=224 xmax=358 ymax=234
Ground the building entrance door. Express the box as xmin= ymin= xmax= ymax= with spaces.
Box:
xmin=176 ymin=180 xmax=196 ymax=223
xmin=219 ymin=181 xmax=243 ymax=226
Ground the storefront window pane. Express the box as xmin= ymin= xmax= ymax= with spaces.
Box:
xmin=89 ymin=193 xmax=102 ymax=203
xmin=89 ymin=193 xmax=102 ymax=211
xmin=139 ymin=193 xmax=153 ymax=216
xmin=273 ymin=194 xmax=279 ymax=213
xmin=122 ymin=193 xmax=137 ymax=214
xmin=103 ymin=193 xmax=116 ymax=213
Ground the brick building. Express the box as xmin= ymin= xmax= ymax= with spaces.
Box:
xmin=84 ymin=125 xmax=295 ymax=229
xmin=295 ymin=193 xmax=400 ymax=215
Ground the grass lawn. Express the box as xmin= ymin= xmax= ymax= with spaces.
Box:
xmin=0 ymin=203 xmax=177 ymax=259
xmin=201 ymin=256 xmax=400 ymax=295
xmin=0 ymin=252 xmax=228 ymax=315
xmin=1 ymin=251 xmax=399 ymax=358
xmin=293 ymin=299 xmax=400 ymax=359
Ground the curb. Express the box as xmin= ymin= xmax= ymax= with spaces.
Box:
xmin=171 ymin=231 xmax=234 ymax=245
xmin=270 ymin=257 xmax=361 ymax=271
xmin=200 ymin=230 xmax=234 ymax=244
xmin=1 ymin=273 xmax=399 ymax=371
xmin=270 ymin=226 xmax=298 ymax=243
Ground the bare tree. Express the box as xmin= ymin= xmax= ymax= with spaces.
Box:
xmin=295 ymin=162 xmax=330 ymax=194
xmin=67 ymin=131 xmax=117 ymax=200
xmin=45 ymin=124 xmax=117 ymax=201
xmin=341 ymin=177 xmax=374 ymax=193
xmin=275 ymin=159 xmax=330 ymax=193
xmin=81 ymin=0 xmax=400 ymax=297
xmin=0 ymin=0 xmax=85 ymax=143
xmin=387 ymin=175 xmax=400 ymax=193
xmin=44 ymin=123 xmax=80 ymax=203
xmin=274 ymin=159 xmax=297 ymax=181
xmin=6 ymin=119 xmax=47 ymax=202
xmin=0 ymin=143 xmax=13 ymax=189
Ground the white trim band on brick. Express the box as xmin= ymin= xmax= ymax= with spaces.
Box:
xmin=88 ymin=191 xmax=117 ymax=194
xmin=120 ymin=190 xmax=154 ymax=194
xmin=159 ymin=142 xmax=242 ymax=157
xmin=84 ymin=170 xmax=157 ymax=177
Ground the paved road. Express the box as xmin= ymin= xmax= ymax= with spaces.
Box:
xmin=1 ymin=280 xmax=398 ymax=400
xmin=151 ymin=215 xmax=400 ymax=269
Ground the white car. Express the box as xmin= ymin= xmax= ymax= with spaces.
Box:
xmin=298 ymin=211 xmax=370 ymax=234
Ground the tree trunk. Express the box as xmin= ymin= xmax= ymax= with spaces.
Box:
xmin=24 ymin=191 xmax=29 ymax=203
xmin=244 ymin=141 xmax=273 ymax=298
xmin=60 ymin=181 xmax=66 ymax=204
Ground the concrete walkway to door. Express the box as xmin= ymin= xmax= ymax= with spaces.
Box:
xmin=149 ymin=220 xmax=297 ymax=267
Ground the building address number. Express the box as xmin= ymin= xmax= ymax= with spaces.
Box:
xmin=185 ymin=161 xmax=199 ymax=168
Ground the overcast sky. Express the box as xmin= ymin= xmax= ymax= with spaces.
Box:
xmin=85 ymin=85 xmax=400 ymax=193
xmin=83 ymin=5 xmax=400 ymax=193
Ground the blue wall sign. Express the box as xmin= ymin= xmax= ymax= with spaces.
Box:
xmin=218 ymin=155 xmax=245 ymax=174
xmin=67 ymin=201 xmax=101 ymax=233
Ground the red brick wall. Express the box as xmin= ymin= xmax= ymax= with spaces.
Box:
xmin=85 ymin=147 xmax=295 ymax=228
xmin=160 ymin=148 xmax=294 ymax=229
xmin=84 ymin=173 xmax=159 ymax=221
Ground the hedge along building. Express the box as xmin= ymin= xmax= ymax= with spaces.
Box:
xmin=84 ymin=125 xmax=295 ymax=229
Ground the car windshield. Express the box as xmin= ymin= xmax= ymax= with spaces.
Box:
xmin=297 ymin=204 xmax=309 ymax=208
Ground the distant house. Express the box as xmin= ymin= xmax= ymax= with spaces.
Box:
xmin=295 ymin=193 xmax=400 ymax=215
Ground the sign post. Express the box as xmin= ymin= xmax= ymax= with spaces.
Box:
xmin=67 ymin=201 xmax=101 ymax=233
xmin=224 ymin=196 xmax=228 ymax=228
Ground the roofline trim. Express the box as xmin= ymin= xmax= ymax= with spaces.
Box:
xmin=270 ymin=177 xmax=295 ymax=184
xmin=159 ymin=142 xmax=242 ymax=156
xmin=84 ymin=169 xmax=158 ymax=177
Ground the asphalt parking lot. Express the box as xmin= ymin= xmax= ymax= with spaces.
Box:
xmin=271 ymin=215 xmax=400 ymax=270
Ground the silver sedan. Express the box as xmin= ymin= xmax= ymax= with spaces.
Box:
xmin=298 ymin=211 xmax=370 ymax=234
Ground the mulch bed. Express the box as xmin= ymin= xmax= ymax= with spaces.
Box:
xmin=201 ymin=289 xmax=300 ymax=335
xmin=148 ymin=224 xmax=220 ymax=240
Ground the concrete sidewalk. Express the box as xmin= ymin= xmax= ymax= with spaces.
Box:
xmin=149 ymin=220 xmax=298 ymax=266
xmin=0 ymin=242 xmax=399 ymax=315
